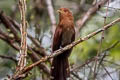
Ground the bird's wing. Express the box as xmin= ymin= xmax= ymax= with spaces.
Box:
xmin=72 ymin=27 xmax=75 ymax=42
xmin=52 ymin=25 xmax=62 ymax=51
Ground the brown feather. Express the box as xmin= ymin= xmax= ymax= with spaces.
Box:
xmin=51 ymin=8 xmax=75 ymax=80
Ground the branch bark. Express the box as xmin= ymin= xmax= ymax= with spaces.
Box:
xmin=76 ymin=0 xmax=108 ymax=37
xmin=0 ymin=54 xmax=17 ymax=64
xmin=45 ymin=0 xmax=56 ymax=34
xmin=17 ymin=0 xmax=27 ymax=71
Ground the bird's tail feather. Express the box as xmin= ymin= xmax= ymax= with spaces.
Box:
xmin=51 ymin=55 xmax=70 ymax=80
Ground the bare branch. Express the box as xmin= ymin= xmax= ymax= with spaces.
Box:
xmin=101 ymin=64 xmax=114 ymax=80
xmin=94 ymin=1 xmax=110 ymax=78
xmin=102 ymin=41 xmax=120 ymax=52
xmin=17 ymin=0 xmax=27 ymax=71
xmin=45 ymin=0 xmax=56 ymax=34
xmin=0 ymin=54 xmax=17 ymax=64
xmin=0 ymin=10 xmax=50 ymax=75
xmin=0 ymin=29 xmax=20 ymax=50
xmin=76 ymin=0 xmax=108 ymax=36
xmin=0 ymin=10 xmax=20 ymax=42
xmin=96 ymin=41 xmax=120 ymax=77
xmin=7 ymin=15 xmax=48 ymax=56
xmin=71 ymin=57 xmax=96 ymax=72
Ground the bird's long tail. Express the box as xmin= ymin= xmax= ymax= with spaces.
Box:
xmin=51 ymin=55 xmax=70 ymax=80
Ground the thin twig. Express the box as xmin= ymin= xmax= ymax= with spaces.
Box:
xmin=94 ymin=1 xmax=109 ymax=79
xmin=0 ymin=29 xmax=20 ymax=50
xmin=71 ymin=57 xmax=96 ymax=72
xmin=103 ymin=6 xmax=120 ymax=11
xmin=102 ymin=67 xmax=120 ymax=78
xmin=0 ymin=54 xmax=17 ymax=64
xmin=71 ymin=72 xmax=82 ymax=80
xmin=0 ymin=10 xmax=20 ymax=42
xmin=102 ymin=41 xmax=120 ymax=52
xmin=101 ymin=64 xmax=114 ymax=80
xmin=96 ymin=41 xmax=120 ymax=75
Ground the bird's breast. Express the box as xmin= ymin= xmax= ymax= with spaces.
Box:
xmin=61 ymin=27 xmax=74 ymax=47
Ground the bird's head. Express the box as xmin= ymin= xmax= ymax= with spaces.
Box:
xmin=57 ymin=8 xmax=73 ymax=21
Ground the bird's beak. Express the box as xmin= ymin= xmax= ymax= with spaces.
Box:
xmin=57 ymin=10 xmax=62 ymax=13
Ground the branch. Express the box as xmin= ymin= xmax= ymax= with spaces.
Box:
xmin=28 ymin=47 xmax=50 ymax=75
xmin=8 ymin=15 xmax=48 ymax=56
xmin=0 ymin=32 xmax=50 ymax=76
xmin=0 ymin=10 xmax=20 ymax=42
xmin=76 ymin=0 xmax=108 ymax=36
xmin=96 ymin=41 xmax=120 ymax=77
xmin=14 ymin=18 xmax=120 ymax=79
xmin=102 ymin=41 xmax=120 ymax=52
xmin=0 ymin=10 xmax=50 ymax=76
xmin=0 ymin=29 xmax=20 ymax=50
xmin=71 ymin=57 xmax=96 ymax=72
xmin=45 ymin=0 xmax=56 ymax=34
xmin=93 ymin=1 xmax=109 ymax=78
xmin=0 ymin=54 xmax=17 ymax=64
xmin=101 ymin=64 xmax=114 ymax=80
xmin=17 ymin=0 xmax=27 ymax=71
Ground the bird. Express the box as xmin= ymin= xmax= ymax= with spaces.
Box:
xmin=51 ymin=8 xmax=75 ymax=80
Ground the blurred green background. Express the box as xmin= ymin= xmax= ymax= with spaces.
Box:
xmin=0 ymin=0 xmax=120 ymax=80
